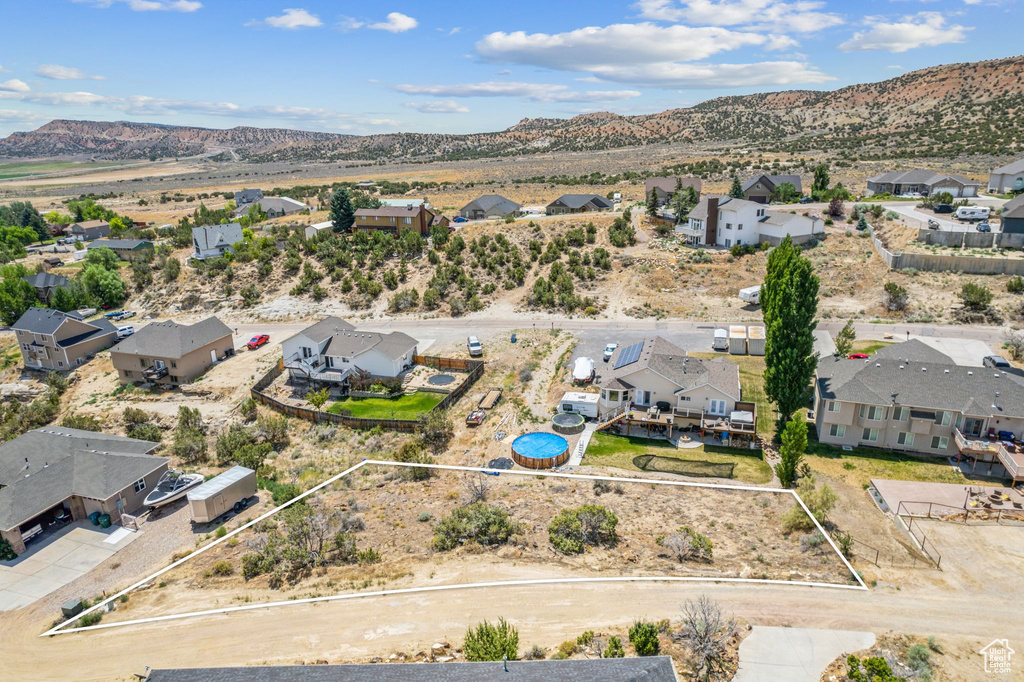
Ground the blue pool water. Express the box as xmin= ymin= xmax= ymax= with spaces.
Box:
xmin=512 ymin=432 xmax=569 ymax=459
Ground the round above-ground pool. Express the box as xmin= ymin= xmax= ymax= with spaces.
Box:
xmin=428 ymin=374 xmax=456 ymax=386
xmin=511 ymin=432 xmax=570 ymax=469
xmin=551 ymin=412 xmax=586 ymax=435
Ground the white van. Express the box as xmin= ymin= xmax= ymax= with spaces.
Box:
xmin=116 ymin=325 xmax=134 ymax=340
xmin=954 ymin=206 xmax=990 ymax=222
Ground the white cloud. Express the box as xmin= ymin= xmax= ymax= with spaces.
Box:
xmin=0 ymin=65 xmax=10 ymax=74
xmin=394 ymin=81 xmax=642 ymax=103
xmin=839 ymin=12 xmax=971 ymax=53
xmin=369 ymin=12 xmax=418 ymax=33
xmin=74 ymin=0 xmax=202 ymax=12
xmin=403 ymin=100 xmax=470 ymax=114
xmin=437 ymin=26 xmax=461 ymax=36
xmin=475 ymin=23 xmax=832 ymax=88
xmin=36 ymin=64 xmax=106 ymax=81
xmin=337 ymin=16 xmax=365 ymax=31
xmin=633 ymin=0 xmax=843 ymax=33
xmin=0 ymin=79 xmax=31 ymax=93
xmin=258 ymin=8 xmax=322 ymax=30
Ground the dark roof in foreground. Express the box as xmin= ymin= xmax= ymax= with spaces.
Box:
xmin=23 ymin=271 xmax=70 ymax=289
xmin=145 ymin=657 xmax=679 ymax=682
xmin=549 ymin=194 xmax=613 ymax=209
xmin=1003 ymin=194 xmax=1024 ymax=220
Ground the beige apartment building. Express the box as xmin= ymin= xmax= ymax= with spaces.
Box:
xmin=110 ymin=316 xmax=234 ymax=386
xmin=11 ymin=308 xmax=118 ymax=371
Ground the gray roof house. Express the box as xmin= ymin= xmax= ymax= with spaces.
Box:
xmin=459 ymin=194 xmax=522 ymax=220
xmin=110 ymin=316 xmax=234 ymax=386
xmin=865 ymin=170 xmax=982 ymax=198
xmin=281 ymin=317 xmax=418 ymax=387
xmin=1002 ymin=194 xmax=1024 ymax=234
xmin=145 ymin=657 xmax=680 ymax=682
xmin=741 ymin=174 xmax=803 ymax=203
xmin=233 ymin=188 xmax=264 ymax=206
xmin=0 ymin=427 xmax=166 ymax=555
xmin=87 ymin=238 xmax=154 ymax=261
xmin=988 ymin=158 xmax=1024 ymax=194
xmin=645 ymin=177 xmax=702 ymax=205
xmin=546 ymin=194 xmax=614 ymax=215
xmin=11 ymin=308 xmax=118 ymax=371
xmin=232 ymin=196 xmax=309 ymax=219
xmin=192 ymin=222 xmax=245 ymax=261
xmin=814 ymin=340 xmax=1024 ymax=481
xmin=597 ymin=336 xmax=755 ymax=445
xmin=22 ymin=271 xmax=70 ymax=303
xmin=69 ymin=219 xmax=110 ymax=241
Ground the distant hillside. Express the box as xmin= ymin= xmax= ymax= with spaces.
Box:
xmin=2 ymin=55 xmax=1023 ymax=163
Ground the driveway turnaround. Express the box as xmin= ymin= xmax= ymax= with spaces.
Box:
xmin=913 ymin=336 xmax=993 ymax=366
xmin=0 ymin=522 xmax=139 ymax=611
xmin=734 ymin=626 xmax=875 ymax=682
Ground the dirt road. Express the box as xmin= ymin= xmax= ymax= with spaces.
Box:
xmin=4 ymin=576 xmax=1020 ymax=681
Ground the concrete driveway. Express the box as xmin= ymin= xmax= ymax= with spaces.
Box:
xmin=912 ymin=336 xmax=994 ymax=366
xmin=734 ymin=626 xmax=876 ymax=682
xmin=0 ymin=522 xmax=139 ymax=611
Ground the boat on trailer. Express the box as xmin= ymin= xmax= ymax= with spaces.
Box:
xmin=144 ymin=470 xmax=205 ymax=508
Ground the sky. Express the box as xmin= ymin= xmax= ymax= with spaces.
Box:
xmin=0 ymin=0 xmax=1020 ymax=138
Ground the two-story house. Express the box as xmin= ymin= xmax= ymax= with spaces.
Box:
xmin=989 ymin=158 xmax=1024 ymax=194
xmin=814 ymin=341 xmax=1024 ymax=483
xmin=12 ymin=308 xmax=118 ymax=371
xmin=22 ymin=271 xmax=70 ymax=303
xmin=644 ymin=177 xmax=702 ymax=206
xmin=742 ymin=175 xmax=803 ymax=203
xmin=192 ymin=223 xmax=244 ymax=260
xmin=676 ymin=196 xmax=822 ymax=247
xmin=353 ymin=204 xmax=434 ymax=236
xmin=280 ymin=317 xmax=418 ymax=390
xmin=69 ymin=219 xmax=110 ymax=241
xmin=110 ymin=316 xmax=234 ymax=386
xmin=597 ymin=336 xmax=756 ymax=447
xmin=233 ymin=188 xmax=264 ymax=206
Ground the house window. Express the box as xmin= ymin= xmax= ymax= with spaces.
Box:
xmin=862 ymin=428 xmax=879 ymax=443
xmin=679 ymin=396 xmax=691 ymax=402
xmin=737 ymin=224 xmax=743 ymax=231
xmin=709 ymin=399 xmax=726 ymax=415
xmin=829 ymin=424 xmax=846 ymax=438
xmin=133 ymin=478 xmax=146 ymax=493
xmin=757 ymin=209 xmax=765 ymax=217
xmin=892 ymin=407 xmax=908 ymax=421
xmin=897 ymin=432 xmax=914 ymax=447
xmin=827 ymin=401 xmax=840 ymax=412
xmin=608 ymin=390 xmax=619 ymax=402
xmin=125 ymin=370 xmax=133 ymax=378
xmin=931 ymin=436 xmax=949 ymax=450
xmin=859 ymin=405 xmax=885 ymax=421
xmin=724 ymin=239 xmax=732 ymax=247
xmin=301 ymin=347 xmax=312 ymax=359
xmin=171 ymin=361 xmax=177 ymax=369
xmin=935 ymin=411 xmax=951 ymax=426
xmin=725 ymin=223 xmax=732 ymax=230
xmin=755 ymin=184 xmax=762 ymax=189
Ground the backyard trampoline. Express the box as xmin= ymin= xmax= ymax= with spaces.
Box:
xmin=551 ymin=412 xmax=586 ymax=435
xmin=428 ymin=374 xmax=456 ymax=386
xmin=511 ymin=432 xmax=570 ymax=469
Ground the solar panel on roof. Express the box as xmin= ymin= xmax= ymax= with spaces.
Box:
xmin=614 ymin=341 xmax=644 ymax=369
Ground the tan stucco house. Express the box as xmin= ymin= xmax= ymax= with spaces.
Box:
xmin=12 ymin=308 xmax=118 ymax=372
xmin=110 ymin=316 xmax=234 ymax=386
xmin=0 ymin=427 xmax=166 ymax=556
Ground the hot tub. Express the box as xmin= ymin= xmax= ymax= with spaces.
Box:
xmin=551 ymin=412 xmax=586 ymax=435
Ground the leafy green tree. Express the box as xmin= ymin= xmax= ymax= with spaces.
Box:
xmin=85 ymin=247 xmax=120 ymax=271
xmin=329 ymin=187 xmax=356 ymax=232
xmin=835 ymin=319 xmax=856 ymax=357
xmin=762 ymin=235 xmax=819 ymax=434
xmin=628 ymin=621 xmax=660 ymax=656
xmin=463 ymin=619 xmax=520 ymax=662
xmin=812 ymin=164 xmax=830 ymax=196
xmin=419 ymin=408 xmax=454 ymax=452
xmin=776 ymin=417 xmax=808 ymax=488
xmin=306 ymin=387 xmax=330 ymax=415
xmin=603 ymin=636 xmax=625 ymax=658
xmin=162 ymin=257 xmax=181 ymax=283
xmin=728 ymin=176 xmax=745 ymax=199
xmin=79 ymin=264 xmax=126 ymax=308
xmin=0 ymin=276 xmax=38 ymax=325
xmin=772 ymin=182 xmax=799 ymax=202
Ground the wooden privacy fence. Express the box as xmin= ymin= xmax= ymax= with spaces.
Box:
xmin=250 ymin=357 xmax=484 ymax=433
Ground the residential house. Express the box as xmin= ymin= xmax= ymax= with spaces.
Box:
xmin=865 ymin=170 xmax=982 ymax=198
xmin=1001 ymin=194 xmax=1024 ymax=234
xmin=12 ymin=308 xmax=117 ymax=371
xmin=87 ymin=238 xmax=154 ymax=261
xmin=0 ymin=427 xmax=166 ymax=555
xmin=742 ymin=174 xmax=803 ymax=203
xmin=304 ymin=220 xmax=334 ymax=240
xmin=353 ymin=204 xmax=434 ymax=236
xmin=814 ymin=340 xmax=1024 ymax=483
xmin=598 ymin=336 xmax=755 ymax=446
xmin=192 ymin=222 xmax=244 ymax=260
xmin=459 ymin=195 xmax=522 ymax=220
xmin=281 ymin=316 xmax=417 ymax=390
xmin=676 ymin=196 xmax=822 ymax=247
xmin=232 ymin=196 xmax=309 ymax=219
xmin=22 ymin=271 xmax=70 ymax=303
xmin=988 ymin=158 xmax=1024 ymax=194
xmin=69 ymin=219 xmax=110 ymax=241
xmin=233 ymin=188 xmax=264 ymax=206
xmin=380 ymin=198 xmax=431 ymax=209
xmin=110 ymin=316 xmax=234 ymax=386
xmin=546 ymin=194 xmax=614 ymax=215
xmin=430 ymin=213 xmax=450 ymax=230
xmin=144 ymin=657 xmax=679 ymax=682
xmin=645 ymin=177 xmax=702 ymax=205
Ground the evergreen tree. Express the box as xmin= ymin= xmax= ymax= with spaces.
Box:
xmin=330 ymin=187 xmax=356 ymax=232
xmin=812 ymin=163 xmax=830 ymax=196
xmin=835 ymin=319 xmax=856 ymax=357
xmin=728 ymin=176 xmax=744 ymax=199
xmin=762 ymin=235 xmax=819 ymax=435
xmin=646 ymin=188 xmax=659 ymax=220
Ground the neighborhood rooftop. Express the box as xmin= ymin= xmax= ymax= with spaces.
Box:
xmin=22 ymin=271 xmax=69 ymax=289
xmin=323 ymin=330 xmax=418 ymax=359
xmin=112 ymin=317 xmax=233 ymax=359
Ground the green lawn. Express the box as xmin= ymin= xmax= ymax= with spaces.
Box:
xmin=850 ymin=340 xmax=894 ymax=355
xmin=803 ymin=436 xmax=976 ymax=488
xmin=585 ymin=432 xmax=773 ymax=484
xmin=327 ymin=391 xmax=444 ymax=420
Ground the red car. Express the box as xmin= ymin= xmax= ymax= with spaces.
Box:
xmin=848 ymin=353 xmax=868 ymax=359
xmin=247 ymin=334 xmax=270 ymax=350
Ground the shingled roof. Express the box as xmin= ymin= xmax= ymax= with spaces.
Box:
xmin=112 ymin=317 xmax=232 ymax=359
xmin=322 ymin=330 xmax=417 ymax=360
xmin=601 ymin=336 xmax=740 ymax=400
xmin=461 ymin=194 xmax=522 ymax=215
xmin=742 ymin=174 xmax=803 ymax=193
xmin=549 ymin=194 xmax=613 ymax=210
xmin=23 ymin=271 xmax=70 ymax=290
xmin=1003 ymin=194 xmax=1024 ymax=220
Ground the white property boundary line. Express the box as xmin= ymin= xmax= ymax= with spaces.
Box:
xmin=43 ymin=460 xmax=867 ymax=637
